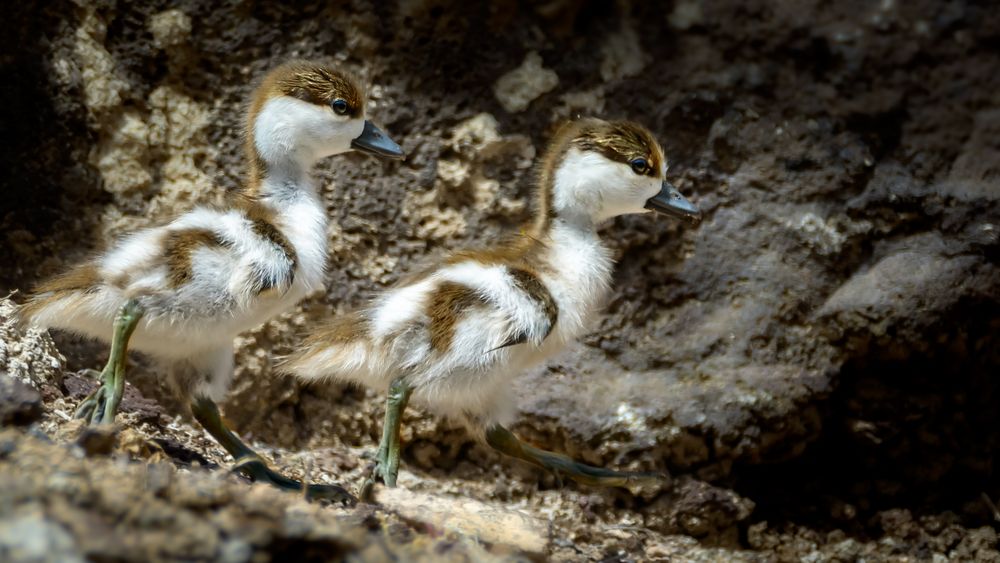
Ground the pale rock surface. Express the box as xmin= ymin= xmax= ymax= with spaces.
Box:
xmin=494 ymin=52 xmax=559 ymax=113
xmin=0 ymin=298 xmax=64 ymax=391
xmin=600 ymin=19 xmax=650 ymax=82
xmin=375 ymin=487 xmax=550 ymax=557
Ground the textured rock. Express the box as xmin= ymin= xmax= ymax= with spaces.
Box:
xmin=0 ymin=428 xmax=517 ymax=562
xmin=0 ymin=505 xmax=84 ymax=563
xmin=148 ymin=9 xmax=191 ymax=50
xmin=0 ymin=376 xmax=43 ymax=427
xmin=493 ymin=51 xmax=559 ymax=113
xmin=0 ymin=299 xmax=64 ymax=392
xmin=375 ymin=487 xmax=549 ymax=556
xmin=404 ymin=112 xmax=535 ymax=242
xmin=600 ymin=17 xmax=649 ymax=82
xmin=2 ymin=1 xmax=1000 ymax=560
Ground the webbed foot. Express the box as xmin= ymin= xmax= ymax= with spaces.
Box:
xmin=73 ymin=300 xmax=143 ymax=425
xmin=191 ymin=396 xmax=355 ymax=505
xmin=233 ymin=455 xmax=356 ymax=505
xmin=73 ymin=370 xmax=112 ymax=425
xmin=358 ymin=446 xmax=399 ymax=502
xmin=359 ymin=377 xmax=412 ymax=503
xmin=485 ymin=425 xmax=669 ymax=489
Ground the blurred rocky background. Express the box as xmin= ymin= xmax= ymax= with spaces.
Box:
xmin=1 ymin=0 xmax=999 ymax=560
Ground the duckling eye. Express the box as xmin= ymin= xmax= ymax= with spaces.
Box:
xmin=331 ymin=99 xmax=349 ymax=115
xmin=630 ymin=158 xmax=650 ymax=175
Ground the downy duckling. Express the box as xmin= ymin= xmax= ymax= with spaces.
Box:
xmin=20 ymin=60 xmax=404 ymax=502
xmin=284 ymin=118 xmax=700 ymax=499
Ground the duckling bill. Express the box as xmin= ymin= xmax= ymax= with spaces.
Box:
xmin=284 ymin=118 xmax=699 ymax=499
xmin=20 ymin=60 xmax=404 ymax=504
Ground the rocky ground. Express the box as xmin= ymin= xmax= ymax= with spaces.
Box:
xmin=2 ymin=0 xmax=999 ymax=561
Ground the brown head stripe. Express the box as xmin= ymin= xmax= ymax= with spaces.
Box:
xmin=534 ymin=119 xmax=589 ymax=227
xmin=270 ymin=61 xmax=365 ymax=118
xmin=572 ymin=120 xmax=665 ymax=176
xmin=427 ymin=282 xmax=487 ymax=352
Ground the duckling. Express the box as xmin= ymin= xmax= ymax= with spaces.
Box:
xmin=283 ymin=118 xmax=700 ymax=499
xmin=20 ymin=60 xmax=404 ymax=502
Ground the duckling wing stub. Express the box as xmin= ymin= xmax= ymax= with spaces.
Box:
xmin=488 ymin=331 xmax=529 ymax=353
xmin=238 ymin=202 xmax=299 ymax=296
xmin=486 ymin=308 xmax=557 ymax=353
xmin=245 ymin=260 xmax=295 ymax=296
xmin=505 ymin=267 xmax=558 ymax=342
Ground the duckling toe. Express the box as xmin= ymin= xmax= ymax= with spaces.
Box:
xmin=73 ymin=377 xmax=110 ymax=424
xmin=233 ymin=457 xmax=356 ymax=505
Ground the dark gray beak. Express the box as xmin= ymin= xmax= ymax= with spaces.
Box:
xmin=645 ymin=181 xmax=701 ymax=224
xmin=351 ymin=120 xmax=404 ymax=160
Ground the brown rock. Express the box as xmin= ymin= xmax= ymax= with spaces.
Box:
xmin=0 ymin=375 xmax=42 ymax=427
xmin=74 ymin=425 xmax=117 ymax=457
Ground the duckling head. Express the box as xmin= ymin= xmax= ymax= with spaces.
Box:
xmin=248 ymin=60 xmax=404 ymax=169
xmin=540 ymin=118 xmax=700 ymax=225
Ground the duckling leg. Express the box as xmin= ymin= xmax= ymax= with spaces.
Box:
xmin=74 ymin=299 xmax=143 ymax=425
xmin=189 ymin=396 xmax=355 ymax=505
xmin=485 ymin=425 xmax=667 ymax=488
xmin=360 ymin=377 xmax=413 ymax=502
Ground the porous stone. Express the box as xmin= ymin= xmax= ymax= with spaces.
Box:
xmin=493 ymin=51 xmax=559 ymax=113
xmin=375 ymin=487 xmax=549 ymax=557
xmin=0 ymin=298 xmax=64 ymax=392
xmin=0 ymin=375 xmax=43 ymax=427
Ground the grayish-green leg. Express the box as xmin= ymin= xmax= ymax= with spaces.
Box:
xmin=74 ymin=299 xmax=143 ymax=425
xmin=360 ymin=377 xmax=413 ymax=502
xmin=485 ymin=425 xmax=668 ymax=488
xmin=190 ymin=396 xmax=355 ymax=505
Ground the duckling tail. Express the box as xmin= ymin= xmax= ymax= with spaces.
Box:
xmin=280 ymin=310 xmax=384 ymax=385
xmin=19 ymin=263 xmax=104 ymax=329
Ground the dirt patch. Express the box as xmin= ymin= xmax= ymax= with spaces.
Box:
xmin=0 ymin=426 xmax=522 ymax=562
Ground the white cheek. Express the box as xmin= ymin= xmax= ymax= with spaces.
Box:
xmin=639 ymin=180 xmax=660 ymax=213
xmin=642 ymin=177 xmax=660 ymax=201
xmin=348 ymin=117 xmax=364 ymax=139
xmin=552 ymin=149 xmax=666 ymax=221
xmin=319 ymin=117 xmax=364 ymax=156
xmin=553 ymin=150 xmax=613 ymax=214
xmin=603 ymin=174 xmax=658 ymax=219
xmin=254 ymin=97 xmax=364 ymax=161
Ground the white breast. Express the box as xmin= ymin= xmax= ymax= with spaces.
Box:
xmin=537 ymin=219 xmax=614 ymax=346
xmin=272 ymin=189 xmax=329 ymax=295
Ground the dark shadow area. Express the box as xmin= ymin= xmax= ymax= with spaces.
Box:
xmin=0 ymin=3 xmax=103 ymax=292
xmin=732 ymin=298 xmax=1000 ymax=539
